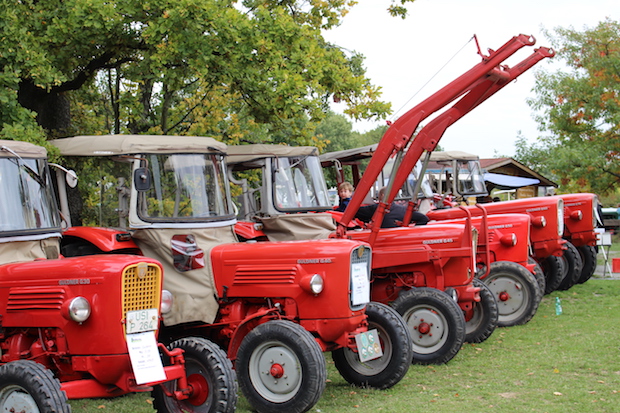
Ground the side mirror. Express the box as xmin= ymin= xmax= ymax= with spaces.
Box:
xmin=134 ymin=167 xmax=151 ymax=191
xmin=65 ymin=170 xmax=78 ymax=188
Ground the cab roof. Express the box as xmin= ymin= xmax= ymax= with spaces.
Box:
xmin=51 ymin=135 xmax=227 ymax=156
xmin=0 ymin=140 xmax=47 ymax=158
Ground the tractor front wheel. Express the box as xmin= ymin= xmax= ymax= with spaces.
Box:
xmin=465 ymin=279 xmax=498 ymax=343
xmin=332 ymin=302 xmax=413 ymax=389
xmin=0 ymin=360 xmax=71 ymax=413
xmin=557 ymin=242 xmax=583 ymax=291
xmin=391 ymin=287 xmax=466 ymax=365
xmin=152 ymin=336 xmax=237 ymax=413
xmin=485 ymin=261 xmax=540 ymax=327
xmin=236 ymin=320 xmax=326 ymax=413
xmin=576 ymin=245 xmax=597 ymax=284
xmin=540 ymin=255 xmax=565 ymax=294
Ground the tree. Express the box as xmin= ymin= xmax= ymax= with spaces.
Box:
xmin=0 ymin=0 xmax=416 ymax=147
xmin=519 ymin=19 xmax=620 ymax=195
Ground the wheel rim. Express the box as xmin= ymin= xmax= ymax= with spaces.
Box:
xmin=341 ymin=322 xmax=392 ymax=375
xmin=160 ymin=355 xmax=214 ymax=411
xmin=465 ymin=300 xmax=484 ymax=334
xmin=487 ymin=274 xmax=530 ymax=322
xmin=248 ymin=340 xmax=302 ymax=403
xmin=0 ymin=385 xmax=40 ymax=413
xmin=402 ymin=305 xmax=448 ymax=354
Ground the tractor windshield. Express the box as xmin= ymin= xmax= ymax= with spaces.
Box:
xmin=0 ymin=156 xmax=61 ymax=237
xmin=137 ymin=153 xmax=233 ymax=222
xmin=455 ymin=160 xmax=487 ymax=196
xmin=272 ymin=155 xmax=331 ymax=211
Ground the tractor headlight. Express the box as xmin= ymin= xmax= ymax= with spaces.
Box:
xmin=301 ymin=274 xmax=324 ymax=295
xmin=557 ymin=199 xmax=565 ymax=236
xmin=445 ymin=287 xmax=459 ymax=303
xmin=500 ymin=233 xmax=518 ymax=247
xmin=593 ymin=196 xmax=600 ymax=228
xmin=161 ymin=290 xmax=173 ymax=314
xmin=63 ymin=296 xmax=91 ymax=323
xmin=471 ymin=227 xmax=479 ymax=272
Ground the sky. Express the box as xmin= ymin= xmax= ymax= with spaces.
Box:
xmin=323 ymin=0 xmax=617 ymax=158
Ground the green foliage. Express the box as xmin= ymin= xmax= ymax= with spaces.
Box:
xmin=0 ymin=0 xmax=407 ymax=146
xmin=519 ymin=19 xmax=620 ymax=195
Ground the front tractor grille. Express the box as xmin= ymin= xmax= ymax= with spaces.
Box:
xmin=122 ymin=262 xmax=161 ymax=314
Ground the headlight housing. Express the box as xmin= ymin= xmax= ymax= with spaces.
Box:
xmin=301 ymin=274 xmax=324 ymax=295
xmin=161 ymin=290 xmax=173 ymax=314
xmin=62 ymin=296 xmax=91 ymax=323
xmin=593 ymin=196 xmax=600 ymax=228
xmin=557 ymin=199 xmax=565 ymax=236
xmin=470 ymin=227 xmax=479 ymax=274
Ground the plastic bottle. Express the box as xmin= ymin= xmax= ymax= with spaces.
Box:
xmin=555 ymin=297 xmax=563 ymax=315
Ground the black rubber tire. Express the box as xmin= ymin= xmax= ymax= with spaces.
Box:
xmin=465 ymin=279 xmax=499 ymax=344
xmin=484 ymin=261 xmax=540 ymax=327
xmin=540 ymin=255 xmax=565 ymax=294
xmin=391 ymin=287 xmax=465 ymax=365
xmin=236 ymin=320 xmax=326 ymax=413
xmin=332 ymin=302 xmax=413 ymax=389
xmin=153 ymin=337 xmax=237 ymax=413
xmin=528 ymin=257 xmax=546 ymax=299
xmin=0 ymin=360 xmax=71 ymax=413
xmin=576 ymin=245 xmax=597 ymax=284
xmin=557 ymin=242 xmax=583 ymax=291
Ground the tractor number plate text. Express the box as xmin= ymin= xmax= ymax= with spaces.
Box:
xmin=126 ymin=308 xmax=159 ymax=334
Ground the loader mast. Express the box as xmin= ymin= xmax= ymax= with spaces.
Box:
xmin=336 ymin=34 xmax=553 ymax=242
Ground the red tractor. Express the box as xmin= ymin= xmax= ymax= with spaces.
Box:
xmin=227 ymin=144 xmax=483 ymax=361
xmin=323 ymin=35 xmax=552 ymax=330
xmin=320 ymin=145 xmax=541 ymax=328
xmin=52 ymin=135 xmax=413 ymax=413
xmin=0 ymin=140 xmax=237 ymax=413
xmin=422 ymin=151 xmax=574 ymax=294
xmin=555 ymin=193 xmax=600 ymax=284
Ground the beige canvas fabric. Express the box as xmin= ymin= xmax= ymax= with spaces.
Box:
xmin=0 ymin=140 xmax=47 ymax=158
xmin=226 ymin=144 xmax=318 ymax=165
xmin=132 ymin=225 xmax=237 ymax=326
xmin=51 ymin=135 xmax=227 ymax=156
xmin=0 ymin=238 xmax=60 ymax=265
xmin=258 ymin=213 xmax=336 ymax=242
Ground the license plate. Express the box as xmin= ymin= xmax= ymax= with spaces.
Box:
xmin=354 ymin=329 xmax=383 ymax=362
xmin=126 ymin=308 xmax=159 ymax=334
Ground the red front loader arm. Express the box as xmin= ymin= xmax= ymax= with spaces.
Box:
xmin=336 ymin=34 xmax=552 ymax=242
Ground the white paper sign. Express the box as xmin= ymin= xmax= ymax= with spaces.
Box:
xmin=351 ymin=262 xmax=370 ymax=306
xmin=126 ymin=331 xmax=166 ymax=385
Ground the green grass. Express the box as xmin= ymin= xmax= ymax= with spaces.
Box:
xmin=69 ymin=279 xmax=620 ymax=413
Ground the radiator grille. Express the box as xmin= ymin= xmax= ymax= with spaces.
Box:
xmin=7 ymin=288 xmax=65 ymax=311
xmin=122 ymin=262 xmax=161 ymax=314
xmin=233 ymin=266 xmax=297 ymax=284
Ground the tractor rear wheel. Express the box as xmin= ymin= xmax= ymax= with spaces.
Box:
xmin=391 ymin=287 xmax=465 ymax=365
xmin=0 ymin=360 xmax=71 ymax=413
xmin=153 ymin=337 xmax=237 ymax=413
xmin=540 ymin=255 xmax=565 ymax=294
xmin=485 ymin=261 xmax=540 ymax=327
xmin=557 ymin=242 xmax=583 ymax=291
xmin=332 ymin=302 xmax=413 ymax=389
xmin=236 ymin=320 xmax=326 ymax=413
xmin=465 ymin=279 xmax=498 ymax=343
xmin=576 ymin=245 xmax=597 ymax=284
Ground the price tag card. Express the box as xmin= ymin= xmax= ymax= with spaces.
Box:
xmin=351 ymin=262 xmax=370 ymax=306
xmin=126 ymin=331 xmax=166 ymax=385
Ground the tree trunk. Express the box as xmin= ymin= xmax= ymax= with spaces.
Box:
xmin=18 ymin=79 xmax=71 ymax=137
